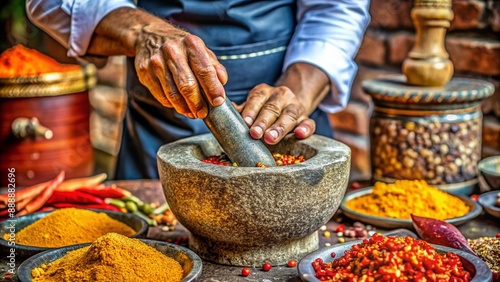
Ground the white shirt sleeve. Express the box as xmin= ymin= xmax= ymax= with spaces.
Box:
xmin=283 ymin=0 xmax=371 ymax=113
xmin=26 ymin=0 xmax=136 ymax=58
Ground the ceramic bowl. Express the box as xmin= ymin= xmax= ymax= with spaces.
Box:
xmin=298 ymin=240 xmax=492 ymax=282
xmin=340 ymin=187 xmax=482 ymax=229
xmin=478 ymin=155 xmax=500 ymax=191
xmin=17 ymin=239 xmax=202 ymax=282
xmin=0 ymin=209 xmax=148 ymax=259
xmin=477 ymin=190 xmax=500 ymax=218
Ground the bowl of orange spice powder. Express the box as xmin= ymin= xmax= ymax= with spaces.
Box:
xmin=341 ymin=180 xmax=482 ymax=229
xmin=18 ymin=233 xmax=202 ymax=282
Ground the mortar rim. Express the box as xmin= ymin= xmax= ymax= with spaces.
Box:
xmin=157 ymin=133 xmax=351 ymax=175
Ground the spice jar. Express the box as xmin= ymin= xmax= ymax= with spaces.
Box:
xmin=363 ymin=75 xmax=494 ymax=194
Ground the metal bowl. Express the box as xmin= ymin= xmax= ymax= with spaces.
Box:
xmin=17 ymin=239 xmax=202 ymax=282
xmin=298 ymin=239 xmax=492 ymax=282
xmin=340 ymin=187 xmax=482 ymax=229
xmin=0 ymin=209 xmax=148 ymax=259
xmin=478 ymin=190 xmax=500 ymax=218
xmin=478 ymin=155 xmax=500 ymax=191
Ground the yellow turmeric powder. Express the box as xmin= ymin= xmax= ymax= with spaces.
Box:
xmin=345 ymin=180 xmax=470 ymax=220
xmin=0 ymin=45 xmax=80 ymax=77
xmin=13 ymin=208 xmax=135 ymax=248
xmin=31 ymin=233 xmax=184 ymax=282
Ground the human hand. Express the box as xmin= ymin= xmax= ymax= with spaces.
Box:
xmin=235 ymin=84 xmax=316 ymax=145
xmin=134 ymin=24 xmax=228 ymax=119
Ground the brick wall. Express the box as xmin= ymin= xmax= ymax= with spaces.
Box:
xmin=330 ymin=0 xmax=500 ymax=181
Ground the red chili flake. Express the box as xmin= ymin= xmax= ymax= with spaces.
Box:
xmin=312 ymin=234 xmax=472 ymax=281
xmin=470 ymin=194 xmax=479 ymax=201
xmin=241 ymin=267 xmax=251 ymax=277
xmin=334 ymin=224 xmax=345 ymax=233
xmin=201 ymin=153 xmax=306 ymax=167
xmin=262 ymin=262 xmax=272 ymax=271
xmin=287 ymin=259 xmax=297 ymax=268
xmin=351 ymin=182 xmax=360 ymax=190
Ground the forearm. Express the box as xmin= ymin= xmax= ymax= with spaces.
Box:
xmin=276 ymin=63 xmax=330 ymax=116
xmin=284 ymin=0 xmax=370 ymax=113
xmin=88 ymin=8 xmax=177 ymax=57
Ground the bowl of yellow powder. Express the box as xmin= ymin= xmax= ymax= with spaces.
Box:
xmin=340 ymin=180 xmax=482 ymax=229
xmin=0 ymin=208 xmax=148 ymax=259
xmin=17 ymin=232 xmax=202 ymax=282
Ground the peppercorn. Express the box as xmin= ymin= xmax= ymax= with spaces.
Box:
xmin=287 ymin=260 xmax=297 ymax=268
xmin=241 ymin=267 xmax=250 ymax=277
xmin=262 ymin=262 xmax=272 ymax=271
xmin=334 ymin=224 xmax=345 ymax=232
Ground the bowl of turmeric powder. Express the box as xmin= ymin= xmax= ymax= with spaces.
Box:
xmin=0 ymin=208 xmax=148 ymax=259
xmin=340 ymin=180 xmax=482 ymax=229
xmin=18 ymin=233 xmax=202 ymax=282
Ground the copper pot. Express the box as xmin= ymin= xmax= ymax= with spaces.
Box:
xmin=0 ymin=64 xmax=97 ymax=187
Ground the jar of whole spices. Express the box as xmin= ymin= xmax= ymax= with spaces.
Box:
xmin=363 ymin=76 xmax=494 ymax=195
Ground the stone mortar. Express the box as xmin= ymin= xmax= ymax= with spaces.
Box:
xmin=157 ymin=133 xmax=351 ymax=266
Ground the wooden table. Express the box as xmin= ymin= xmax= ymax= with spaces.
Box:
xmin=2 ymin=180 xmax=499 ymax=282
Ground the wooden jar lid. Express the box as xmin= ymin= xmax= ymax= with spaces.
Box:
xmin=362 ymin=75 xmax=495 ymax=107
xmin=0 ymin=64 xmax=97 ymax=98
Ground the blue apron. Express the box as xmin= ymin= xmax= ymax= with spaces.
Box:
xmin=115 ymin=0 xmax=332 ymax=179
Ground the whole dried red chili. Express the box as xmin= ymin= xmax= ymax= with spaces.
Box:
xmin=75 ymin=187 xmax=127 ymax=199
xmin=313 ymin=233 xmax=471 ymax=281
xmin=48 ymin=203 xmax=122 ymax=212
xmin=45 ymin=191 xmax=104 ymax=205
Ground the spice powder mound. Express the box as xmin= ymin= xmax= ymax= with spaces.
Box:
xmin=13 ymin=208 xmax=135 ymax=248
xmin=0 ymin=44 xmax=80 ymax=77
xmin=31 ymin=233 xmax=184 ymax=282
xmin=345 ymin=180 xmax=470 ymax=220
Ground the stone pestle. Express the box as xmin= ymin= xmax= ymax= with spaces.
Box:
xmin=203 ymin=97 xmax=276 ymax=167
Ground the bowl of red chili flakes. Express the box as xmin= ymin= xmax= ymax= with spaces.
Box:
xmin=298 ymin=233 xmax=492 ymax=282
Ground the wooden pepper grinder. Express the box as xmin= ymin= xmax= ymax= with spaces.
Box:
xmin=402 ymin=0 xmax=454 ymax=86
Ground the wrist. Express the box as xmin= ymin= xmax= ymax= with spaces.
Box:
xmin=277 ymin=63 xmax=330 ymax=114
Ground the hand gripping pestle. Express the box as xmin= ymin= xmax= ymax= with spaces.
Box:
xmin=203 ymin=98 xmax=276 ymax=167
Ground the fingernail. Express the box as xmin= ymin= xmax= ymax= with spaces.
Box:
xmin=213 ymin=97 xmax=224 ymax=106
xmin=269 ymin=130 xmax=278 ymax=140
xmin=252 ymin=126 xmax=263 ymax=136
xmin=296 ymin=127 xmax=308 ymax=135
xmin=197 ymin=108 xmax=208 ymax=119
xmin=244 ymin=116 xmax=253 ymax=125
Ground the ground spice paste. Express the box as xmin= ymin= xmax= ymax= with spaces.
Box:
xmin=201 ymin=152 xmax=306 ymax=167
xmin=345 ymin=180 xmax=469 ymax=220
xmin=0 ymin=44 xmax=80 ymax=77
xmin=13 ymin=208 xmax=135 ymax=248
xmin=31 ymin=233 xmax=184 ymax=282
